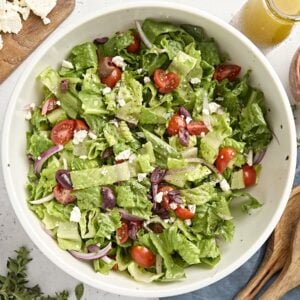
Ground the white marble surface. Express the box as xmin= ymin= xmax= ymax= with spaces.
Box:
xmin=0 ymin=0 xmax=299 ymax=299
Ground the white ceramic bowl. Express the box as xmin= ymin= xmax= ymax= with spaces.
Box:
xmin=1 ymin=2 xmax=297 ymax=298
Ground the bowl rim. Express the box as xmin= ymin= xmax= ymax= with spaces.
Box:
xmin=1 ymin=1 xmax=297 ymax=297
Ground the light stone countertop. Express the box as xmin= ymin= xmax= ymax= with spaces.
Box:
xmin=0 ymin=0 xmax=299 ymax=299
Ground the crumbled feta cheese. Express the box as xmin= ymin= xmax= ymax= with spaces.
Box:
xmin=37 ymin=156 xmax=41 ymax=160
xmin=164 ymin=219 xmax=170 ymax=223
xmin=208 ymin=102 xmax=220 ymax=114
xmin=188 ymin=204 xmax=196 ymax=214
xmin=88 ymin=131 xmax=97 ymax=140
xmin=25 ymin=111 xmax=32 ymax=120
xmin=137 ymin=173 xmax=147 ymax=182
xmin=200 ymin=132 xmax=206 ymax=138
xmin=102 ymin=87 xmax=111 ymax=95
xmin=137 ymin=68 xmax=143 ymax=74
xmin=220 ymin=178 xmax=231 ymax=192
xmin=0 ymin=8 xmax=22 ymax=33
xmin=118 ymin=98 xmax=126 ymax=107
xmin=29 ymin=102 xmax=35 ymax=109
xmin=62 ymin=60 xmax=74 ymax=69
xmin=190 ymin=77 xmax=201 ymax=85
xmin=42 ymin=16 xmax=50 ymax=24
xmin=56 ymin=100 xmax=61 ymax=106
xmin=169 ymin=202 xmax=178 ymax=210
xmin=25 ymin=0 xmax=57 ymax=20
xmin=112 ymin=56 xmax=127 ymax=71
xmin=101 ymin=168 xmax=108 ymax=175
xmin=246 ymin=149 xmax=253 ymax=166
xmin=129 ymin=154 xmax=137 ymax=163
xmin=186 ymin=116 xmax=192 ymax=124
xmin=202 ymin=108 xmax=210 ymax=116
xmin=154 ymin=192 xmax=163 ymax=203
xmin=184 ymin=219 xmax=192 ymax=226
xmin=143 ymin=76 xmax=151 ymax=84
xmin=0 ymin=34 xmax=3 ymax=50
xmin=170 ymin=217 xmax=175 ymax=223
xmin=70 ymin=206 xmax=81 ymax=223
xmin=79 ymin=155 xmax=87 ymax=160
xmin=115 ymin=149 xmax=131 ymax=161
xmin=73 ymin=130 xmax=88 ymax=145
xmin=109 ymin=119 xmax=119 ymax=128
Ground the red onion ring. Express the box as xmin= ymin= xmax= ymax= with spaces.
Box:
xmin=34 ymin=145 xmax=64 ymax=174
xmin=41 ymin=98 xmax=57 ymax=116
xmin=69 ymin=242 xmax=112 ymax=261
xmin=99 ymin=57 xmax=115 ymax=78
xmin=135 ymin=20 xmax=152 ymax=49
xmin=253 ymin=149 xmax=267 ymax=165
xmin=30 ymin=193 xmax=54 ymax=205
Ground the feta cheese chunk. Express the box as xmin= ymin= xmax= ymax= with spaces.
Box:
xmin=154 ymin=192 xmax=163 ymax=203
xmin=112 ymin=56 xmax=127 ymax=71
xmin=25 ymin=0 xmax=57 ymax=20
xmin=190 ymin=77 xmax=201 ymax=85
xmin=70 ymin=206 xmax=81 ymax=223
xmin=188 ymin=204 xmax=196 ymax=214
xmin=169 ymin=202 xmax=178 ymax=210
xmin=143 ymin=76 xmax=151 ymax=84
xmin=220 ymin=178 xmax=231 ymax=192
xmin=0 ymin=8 xmax=22 ymax=33
xmin=88 ymin=131 xmax=97 ymax=140
xmin=118 ymin=98 xmax=126 ymax=107
xmin=115 ymin=149 xmax=131 ymax=161
xmin=185 ymin=116 xmax=192 ymax=124
xmin=73 ymin=130 xmax=88 ymax=145
xmin=184 ymin=219 xmax=192 ymax=226
xmin=246 ymin=149 xmax=253 ymax=166
xmin=25 ymin=111 xmax=32 ymax=120
xmin=62 ymin=60 xmax=74 ymax=69
xmin=102 ymin=87 xmax=111 ymax=95
xmin=137 ymin=173 xmax=147 ymax=182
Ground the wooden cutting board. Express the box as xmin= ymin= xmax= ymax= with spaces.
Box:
xmin=0 ymin=0 xmax=75 ymax=84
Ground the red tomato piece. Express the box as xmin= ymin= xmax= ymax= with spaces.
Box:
xmin=53 ymin=184 xmax=76 ymax=205
xmin=243 ymin=164 xmax=257 ymax=187
xmin=158 ymin=185 xmax=174 ymax=209
xmin=130 ymin=245 xmax=156 ymax=268
xmin=215 ymin=147 xmax=237 ymax=173
xmin=127 ymin=34 xmax=141 ymax=53
xmin=187 ymin=121 xmax=209 ymax=136
xmin=101 ymin=67 xmax=122 ymax=88
xmin=213 ymin=64 xmax=241 ymax=82
xmin=51 ymin=120 xmax=76 ymax=145
xmin=74 ymin=119 xmax=89 ymax=131
xmin=117 ymin=223 xmax=129 ymax=244
xmin=167 ymin=113 xmax=187 ymax=136
xmin=153 ymin=69 xmax=180 ymax=94
xmin=175 ymin=206 xmax=195 ymax=220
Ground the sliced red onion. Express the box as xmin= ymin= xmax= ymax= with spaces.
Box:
xmin=178 ymin=127 xmax=190 ymax=146
xmin=152 ymin=183 xmax=158 ymax=200
xmin=168 ymin=190 xmax=183 ymax=204
xmin=150 ymin=167 xmax=166 ymax=184
xmin=179 ymin=106 xmax=191 ymax=118
xmin=128 ymin=222 xmax=141 ymax=240
xmin=99 ymin=57 xmax=115 ymax=78
xmin=119 ymin=209 xmax=145 ymax=221
xmin=87 ymin=245 xmax=99 ymax=253
xmin=55 ymin=170 xmax=72 ymax=190
xmin=101 ymin=255 xmax=113 ymax=263
xmin=101 ymin=147 xmax=113 ymax=160
xmin=152 ymin=203 xmax=170 ymax=219
xmin=181 ymin=147 xmax=198 ymax=158
xmin=101 ymin=187 xmax=116 ymax=209
xmin=156 ymin=254 xmax=162 ymax=274
xmin=41 ymin=98 xmax=57 ymax=116
xmin=94 ymin=37 xmax=109 ymax=44
xmin=30 ymin=193 xmax=54 ymax=205
xmin=34 ymin=145 xmax=64 ymax=174
xmin=60 ymin=79 xmax=69 ymax=93
xmin=253 ymin=149 xmax=267 ymax=165
xmin=135 ymin=20 xmax=152 ymax=49
xmin=70 ymin=242 xmax=112 ymax=261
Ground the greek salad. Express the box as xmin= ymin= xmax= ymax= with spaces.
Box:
xmin=26 ymin=19 xmax=272 ymax=282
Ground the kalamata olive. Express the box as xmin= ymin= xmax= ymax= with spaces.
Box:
xmin=101 ymin=147 xmax=113 ymax=160
xmin=60 ymin=79 xmax=69 ymax=93
xmin=94 ymin=37 xmax=109 ymax=44
xmin=179 ymin=106 xmax=191 ymax=118
xmin=179 ymin=127 xmax=190 ymax=146
xmin=148 ymin=222 xmax=164 ymax=233
xmin=152 ymin=203 xmax=170 ymax=219
xmin=55 ymin=170 xmax=73 ymax=190
xmin=128 ymin=221 xmax=142 ymax=240
xmin=101 ymin=187 xmax=116 ymax=209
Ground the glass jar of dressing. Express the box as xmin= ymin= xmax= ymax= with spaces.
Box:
xmin=239 ymin=0 xmax=300 ymax=47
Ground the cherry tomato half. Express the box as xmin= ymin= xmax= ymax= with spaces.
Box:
xmin=167 ymin=114 xmax=187 ymax=136
xmin=153 ymin=69 xmax=180 ymax=94
xmin=116 ymin=223 xmax=129 ymax=244
xmin=213 ymin=64 xmax=241 ymax=82
xmin=53 ymin=184 xmax=76 ymax=205
xmin=215 ymin=147 xmax=237 ymax=173
xmin=175 ymin=206 xmax=195 ymax=220
xmin=158 ymin=185 xmax=174 ymax=209
xmin=127 ymin=34 xmax=141 ymax=53
xmin=130 ymin=245 xmax=156 ymax=268
xmin=74 ymin=119 xmax=89 ymax=131
xmin=187 ymin=121 xmax=208 ymax=136
xmin=242 ymin=164 xmax=256 ymax=187
xmin=101 ymin=67 xmax=122 ymax=88
xmin=51 ymin=120 xmax=76 ymax=145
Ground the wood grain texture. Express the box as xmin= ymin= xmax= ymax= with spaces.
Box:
xmin=235 ymin=185 xmax=300 ymax=300
xmin=0 ymin=0 xmax=75 ymax=84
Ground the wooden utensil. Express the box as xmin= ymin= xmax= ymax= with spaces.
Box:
xmin=260 ymin=219 xmax=300 ymax=299
xmin=0 ymin=0 xmax=75 ymax=84
xmin=236 ymin=185 xmax=300 ymax=300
